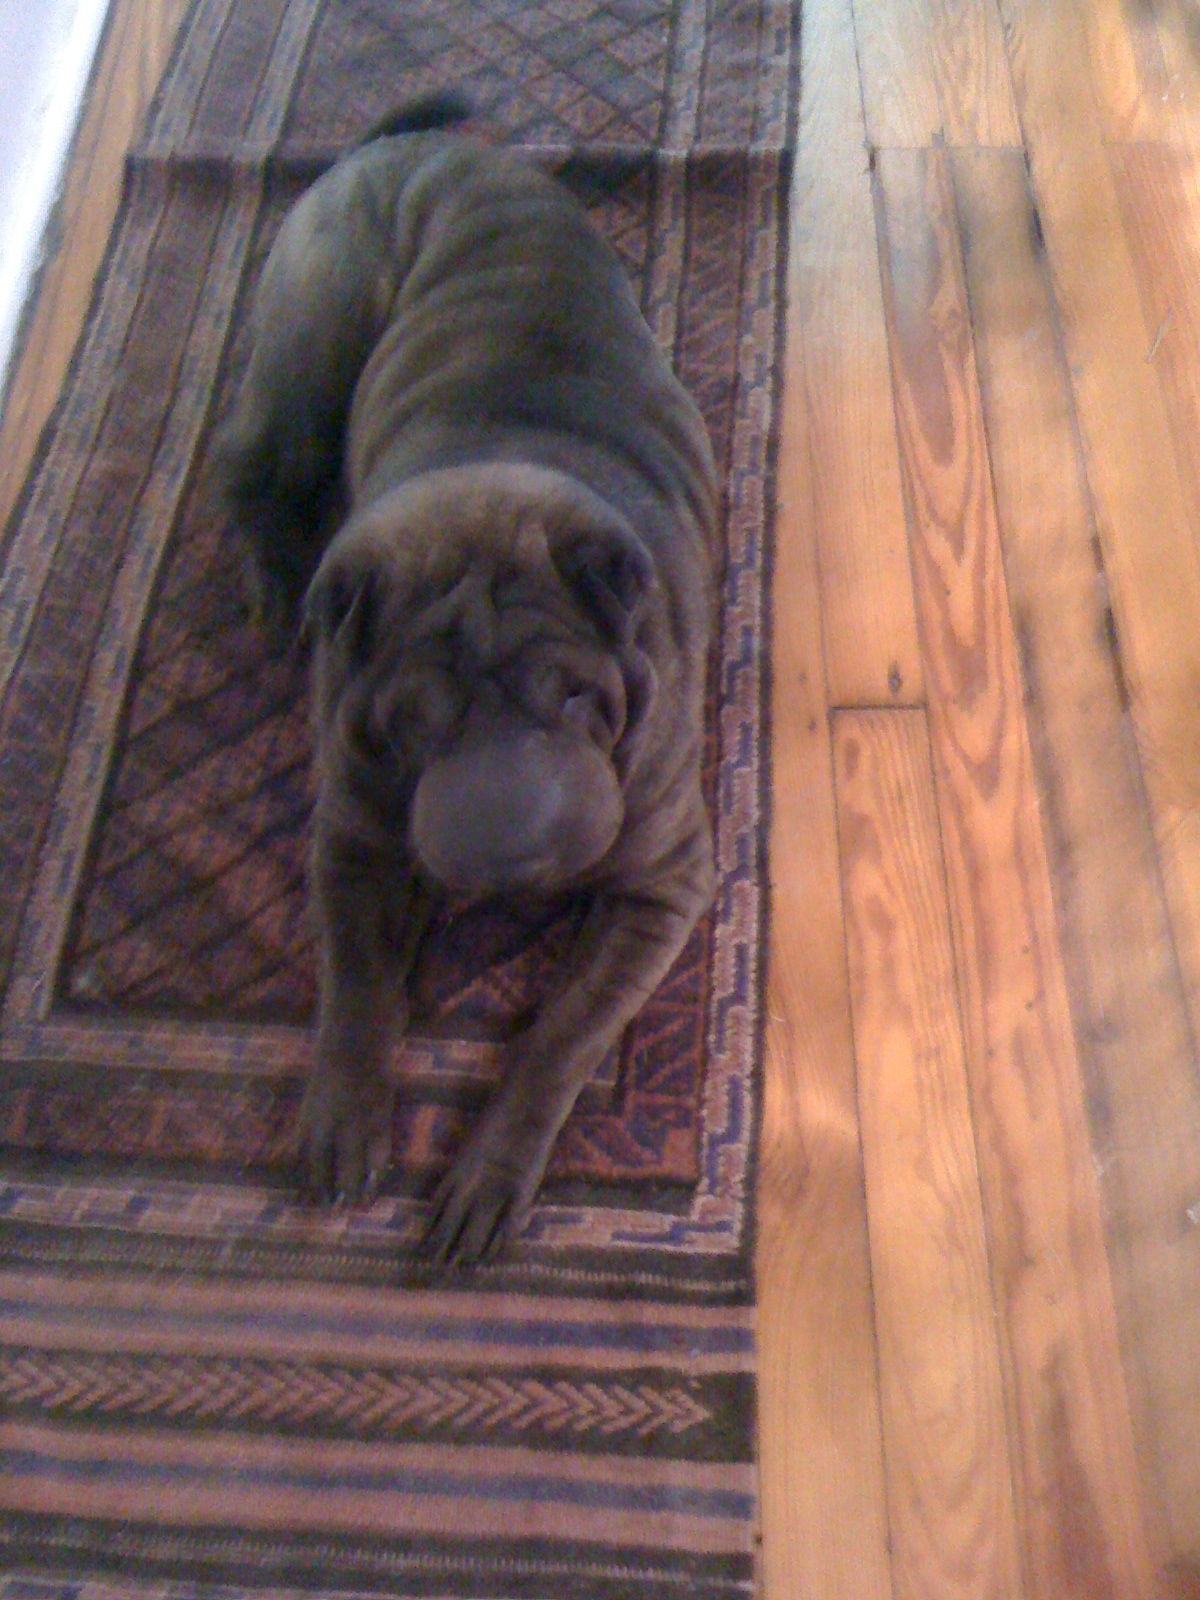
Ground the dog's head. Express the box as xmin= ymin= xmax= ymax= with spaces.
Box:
xmin=305 ymin=463 xmax=660 ymax=899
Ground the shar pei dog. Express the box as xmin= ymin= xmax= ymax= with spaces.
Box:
xmin=218 ymin=97 xmax=718 ymax=1263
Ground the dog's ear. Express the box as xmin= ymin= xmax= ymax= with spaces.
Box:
xmin=553 ymin=522 xmax=656 ymax=641
xmin=302 ymin=561 xmax=380 ymax=669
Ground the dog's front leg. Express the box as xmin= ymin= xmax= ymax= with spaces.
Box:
xmin=425 ymin=822 xmax=715 ymax=1263
xmin=299 ymin=832 xmax=429 ymax=1204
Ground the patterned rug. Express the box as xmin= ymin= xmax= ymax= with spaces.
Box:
xmin=0 ymin=1 xmax=797 ymax=1593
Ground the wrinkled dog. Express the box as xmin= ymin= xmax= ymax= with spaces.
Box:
xmin=219 ymin=99 xmax=718 ymax=1262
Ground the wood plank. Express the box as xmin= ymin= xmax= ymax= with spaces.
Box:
xmin=0 ymin=0 xmax=190 ymax=535
xmin=1111 ymin=145 xmax=1200 ymax=612
xmin=756 ymin=190 xmax=894 ymax=1600
xmin=794 ymin=0 xmax=924 ymax=707
xmin=875 ymin=144 xmax=1157 ymax=1600
xmin=955 ymin=141 xmax=1200 ymax=1587
xmin=926 ymin=0 xmax=1022 ymax=147
xmin=833 ymin=706 xmax=1023 ymax=1600
xmin=1000 ymin=0 xmax=1200 ymax=1101
xmin=852 ymin=0 xmax=1020 ymax=150
xmin=1153 ymin=0 xmax=1200 ymax=147
xmin=1079 ymin=0 xmax=1175 ymax=143
xmin=851 ymin=0 xmax=943 ymax=148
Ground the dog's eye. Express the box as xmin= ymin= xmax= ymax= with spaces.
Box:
xmin=561 ymin=685 xmax=624 ymax=752
xmin=512 ymin=654 xmax=626 ymax=750
xmin=550 ymin=669 xmax=625 ymax=751
xmin=555 ymin=527 xmax=654 ymax=641
xmin=306 ymin=567 xmax=380 ymax=669
xmin=379 ymin=668 xmax=463 ymax=752
xmin=517 ymin=662 xmax=576 ymax=725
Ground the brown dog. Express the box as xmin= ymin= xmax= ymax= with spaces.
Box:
xmin=218 ymin=101 xmax=718 ymax=1263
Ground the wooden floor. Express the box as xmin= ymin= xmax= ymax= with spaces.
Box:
xmin=3 ymin=2 xmax=1200 ymax=1596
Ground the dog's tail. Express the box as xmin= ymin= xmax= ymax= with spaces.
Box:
xmin=354 ymin=90 xmax=473 ymax=149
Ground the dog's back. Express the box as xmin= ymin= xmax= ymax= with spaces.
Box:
xmin=219 ymin=119 xmax=716 ymax=635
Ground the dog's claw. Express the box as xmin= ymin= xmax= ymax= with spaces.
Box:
xmin=422 ymin=1081 xmax=560 ymax=1264
xmin=420 ymin=1120 xmax=541 ymax=1267
xmin=298 ymin=1137 xmax=336 ymax=1207
xmin=295 ymin=1067 xmax=394 ymax=1211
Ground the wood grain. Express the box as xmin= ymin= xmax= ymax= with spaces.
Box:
xmin=1152 ymin=0 xmax=1200 ymax=146
xmin=925 ymin=0 xmax=1022 ymax=147
xmin=875 ymin=144 xmax=1157 ymax=1600
xmin=851 ymin=0 xmax=942 ymax=147
xmin=0 ymin=0 xmax=190 ymax=534
xmin=851 ymin=0 xmax=1019 ymax=148
xmin=793 ymin=0 xmax=924 ymax=707
xmin=756 ymin=182 xmax=895 ymax=1600
xmin=834 ymin=707 xmax=1022 ymax=1600
xmin=1079 ymin=0 xmax=1175 ymax=142
xmin=1111 ymin=144 xmax=1200 ymax=624
xmin=1000 ymin=0 xmax=1200 ymax=1096
xmin=955 ymin=141 xmax=1200 ymax=1582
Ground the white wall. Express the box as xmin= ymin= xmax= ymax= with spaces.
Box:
xmin=0 ymin=0 xmax=113 ymax=405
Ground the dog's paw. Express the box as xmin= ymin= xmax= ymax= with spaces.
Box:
xmin=422 ymin=1102 xmax=547 ymax=1266
xmin=295 ymin=1066 xmax=394 ymax=1207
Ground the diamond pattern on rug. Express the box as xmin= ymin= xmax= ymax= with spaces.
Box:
xmin=283 ymin=0 xmax=674 ymax=154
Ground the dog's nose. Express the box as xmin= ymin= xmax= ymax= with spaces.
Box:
xmin=408 ymin=724 xmax=623 ymax=899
